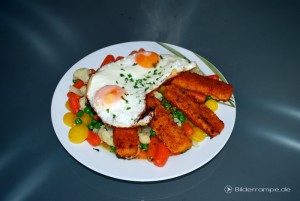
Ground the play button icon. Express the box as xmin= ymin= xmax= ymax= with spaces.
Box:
xmin=224 ymin=185 xmax=233 ymax=194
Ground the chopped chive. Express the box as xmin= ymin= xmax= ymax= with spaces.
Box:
xmin=126 ymin=107 xmax=131 ymax=110
xmin=160 ymin=55 xmax=163 ymax=59
xmin=93 ymin=148 xmax=99 ymax=152
xmin=113 ymin=114 xmax=116 ymax=119
xmin=121 ymin=96 xmax=129 ymax=104
xmin=132 ymin=63 xmax=137 ymax=66
xmin=106 ymin=109 xmax=109 ymax=113
xmin=120 ymin=73 xmax=124 ymax=77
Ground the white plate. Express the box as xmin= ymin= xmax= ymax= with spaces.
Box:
xmin=51 ymin=41 xmax=236 ymax=182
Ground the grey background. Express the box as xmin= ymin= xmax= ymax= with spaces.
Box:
xmin=1 ymin=0 xmax=299 ymax=200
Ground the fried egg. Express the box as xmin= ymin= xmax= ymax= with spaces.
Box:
xmin=86 ymin=51 xmax=196 ymax=127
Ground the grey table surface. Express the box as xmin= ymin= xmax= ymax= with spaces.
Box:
xmin=1 ymin=0 xmax=299 ymax=200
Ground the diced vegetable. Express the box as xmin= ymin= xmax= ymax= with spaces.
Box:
xmin=79 ymin=97 xmax=86 ymax=110
xmin=69 ymin=85 xmax=83 ymax=96
xmin=81 ymin=113 xmax=92 ymax=125
xmin=140 ymin=143 xmax=149 ymax=151
xmin=73 ymin=68 xmax=91 ymax=84
xmin=100 ymin=55 xmax=115 ymax=67
xmin=138 ymin=130 xmax=151 ymax=144
xmin=136 ymin=150 xmax=148 ymax=159
xmin=67 ymin=92 xmax=81 ymax=100
xmin=183 ymin=122 xmax=194 ymax=137
xmin=68 ymin=96 xmax=80 ymax=114
xmin=76 ymin=110 xmax=84 ymax=117
xmin=205 ymin=99 xmax=218 ymax=112
xmin=93 ymin=115 xmax=100 ymax=121
xmin=153 ymin=91 xmax=163 ymax=101
xmin=89 ymin=111 xmax=95 ymax=118
xmin=68 ymin=124 xmax=89 ymax=143
xmin=115 ymin=56 xmax=124 ymax=61
xmin=163 ymin=102 xmax=171 ymax=109
xmin=98 ymin=125 xmax=114 ymax=146
xmin=75 ymin=118 xmax=82 ymax=125
xmin=73 ymin=79 xmax=85 ymax=89
xmin=173 ymin=117 xmax=182 ymax=127
xmin=86 ymin=131 xmax=101 ymax=146
xmin=147 ymin=136 xmax=159 ymax=161
xmin=79 ymin=86 xmax=87 ymax=95
xmin=150 ymin=129 xmax=156 ymax=137
xmin=138 ymin=48 xmax=145 ymax=52
xmin=178 ymin=113 xmax=186 ymax=122
xmin=110 ymin=146 xmax=116 ymax=153
xmin=87 ymin=123 xmax=94 ymax=130
xmin=84 ymin=106 xmax=92 ymax=114
xmin=95 ymin=121 xmax=103 ymax=129
xmin=129 ymin=50 xmax=138 ymax=55
xmin=89 ymin=69 xmax=96 ymax=75
xmin=207 ymin=74 xmax=219 ymax=80
xmin=153 ymin=142 xmax=170 ymax=167
xmin=65 ymin=101 xmax=71 ymax=111
xmin=190 ymin=127 xmax=206 ymax=142
xmin=158 ymin=85 xmax=166 ymax=94
xmin=63 ymin=112 xmax=76 ymax=127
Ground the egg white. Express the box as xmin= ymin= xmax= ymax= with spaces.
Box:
xmin=86 ymin=53 xmax=197 ymax=127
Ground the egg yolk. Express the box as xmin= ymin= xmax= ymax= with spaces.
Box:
xmin=94 ymin=85 xmax=126 ymax=106
xmin=135 ymin=51 xmax=160 ymax=68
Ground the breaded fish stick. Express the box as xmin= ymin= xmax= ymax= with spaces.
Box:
xmin=186 ymin=89 xmax=206 ymax=103
xmin=164 ymin=84 xmax=224 ymax=137
xmin=113 ymin=127 xmax=139 ymax=159
xmin=171 ymin=71 xmax=233 ymax=101
xmin=146 ymin=94 xmax=192 ymax=154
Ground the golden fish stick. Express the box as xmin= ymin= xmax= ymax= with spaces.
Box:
xmin=113 ymin=127 xmax=139 ymax=159
xmin=164 ymin=84 xmax=224 ymax=137
xmin=171 ymin=71 xmax=233 ymax=101
xmin=146 ymin=94 xmax=192 ymax=154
